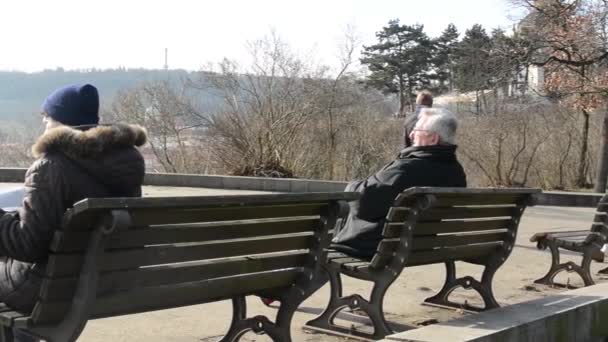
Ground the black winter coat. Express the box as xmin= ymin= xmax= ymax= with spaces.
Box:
xmin=332 ymin=144 xmax=466 ymax=258
xmin=0 ymin=123 xmax=147 ymax=312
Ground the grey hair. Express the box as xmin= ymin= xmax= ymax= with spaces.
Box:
xmin=418 ymin=108 xmax=458 ymax=145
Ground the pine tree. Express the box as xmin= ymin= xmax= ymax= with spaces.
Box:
xmin=360 ymin=20 xmax=434 ymax=116
xmin=433 ymin=23 xmax=459 ymax=93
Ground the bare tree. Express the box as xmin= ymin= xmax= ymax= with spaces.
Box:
xmin=107 ymin=80 xmax=208 ymax=173
xmin=514 ymin=0 xmax=608 ymax=189
xmin=197 ymin=32 xmax=322 ymax=177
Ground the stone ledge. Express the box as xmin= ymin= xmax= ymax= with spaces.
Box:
xmin=380 ymin=283 xmax=608 ymax=342
xmin=143 ymin=172 xmax=347 ymax=192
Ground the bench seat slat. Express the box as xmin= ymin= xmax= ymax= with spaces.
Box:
xmin=46 ymin=234 xmax=314 ymax=277
xmin=40 ymin=252 xmax=309 ymax=301
xmin=0 ymin=311 xmax=27 ymax=327
xmin=406 ymin=242 xmax=503 ymax=266
xmin=530 ymin=230 xmax=591 ymax=242
xmin=341 ymin=262 xmax=370 ymax=272
xmin=52 ymin=218 xmax=320 ymax=252
xmin=32 ymin=269 xmax=301 ymax=324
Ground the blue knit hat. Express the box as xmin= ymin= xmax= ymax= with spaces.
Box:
xmin=42 ymin=84 xmax=99 ymax=127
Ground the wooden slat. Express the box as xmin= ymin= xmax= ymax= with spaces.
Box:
xmin=329 ymin=256 xmax=365 ymax=265
xmin=341 ymin=262 xmax=370 ymax=272
xmin=382 ymin=222 xmax=408 ymax=238
xmin=0 ymin=304 xmax=14 ymax=314
xmin=386 ymin=207 xmax=411 ymax=223
xmin=71 ymin=193 xmax=359 ymax=213
xmin=52 ymin=218 xmax=320 ymax=252
xmin=430 ymin=195 xmax=522 ymax=206
xmin=369 ymin=253 xmax=393 ymax=270
xmin=40 ymin=252 xmax=309 ymax=301
xmin=548 ymin=231 xmax=592 ymax=239
xmin=594 ymin=212 xmax=608 ymax=223
xmin=406 ymin=242 xmax=502 ymax=266
xmin=412 ymin=232 xmax=508 ymax=250
xmin=413 ymin=219 xmax=512 ymax=235
xmin=46 ymin=234 xmax=314 ymax=277
xmin=377 ymin=239 xmax=401 ymax=254
xmin=0 ymin=311 xmax=26 ymax=327
xmin=530 ymin=230 xmax=590 ymax=242
xmin=386 ymin=207 xmax=516 ymax=225
xmin=32 ymin=269 xmax=300 ymax=324
xmin=398 ymin=187 xmax=541 ymax=197
xmin=419 ymin=207 xmax=515 ymax=221
xmin=395 ymin=194 xmax=524 ymax=207
xmin=592 ymin=223 xmax=608 ymax=234
xmin=65 ymin=204 xmax=325 ymax=231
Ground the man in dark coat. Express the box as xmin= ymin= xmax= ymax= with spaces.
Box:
xmin=333 ymin=107 xmax=466 ymax=258
xmin=403 ymin=90 xmax=433 ymax=148
xmin=0 ymin=84 xmax=146 ymax=341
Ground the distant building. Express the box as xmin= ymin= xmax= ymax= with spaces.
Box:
xmin=507 ymin=64 xmax=545 ymax=97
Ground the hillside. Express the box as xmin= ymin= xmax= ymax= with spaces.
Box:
xmin=0 ymin=69 xmax=203 ymax=122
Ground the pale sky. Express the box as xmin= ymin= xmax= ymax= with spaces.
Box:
xmin=0 ymin=0 xmax=524 ymax=73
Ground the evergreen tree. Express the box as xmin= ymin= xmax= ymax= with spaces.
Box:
xmin=360 ymin=20 xmax=434 ymax=116
xmin=433 ymin=23 xmax=460 ymax=93
xmin=454 ymin=24 xmax=492 ymax=93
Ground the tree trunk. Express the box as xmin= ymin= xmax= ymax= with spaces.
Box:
xmin=399 ymin=76 xmax=407 ymax=117
xmin=594 ymin=108 xmax=608 ymax=192
xmin=576 ymin=109 xmax=590 ymax=188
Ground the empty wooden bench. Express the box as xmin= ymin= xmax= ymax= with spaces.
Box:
xmin=304 ymin=187 xmax=540 ymax=341
xmin=0 ymin=192 xmax=358 ymax=342
xmin=531 ymin=193 xmax=608 ymax=287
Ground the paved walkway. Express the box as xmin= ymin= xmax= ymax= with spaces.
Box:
xmin=0 ymin=183 xmax=603 ymax=341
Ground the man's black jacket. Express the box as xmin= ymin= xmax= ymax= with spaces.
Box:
xmin=332 ymin=144 xmax=467 ymax=258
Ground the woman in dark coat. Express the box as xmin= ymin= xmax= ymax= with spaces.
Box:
xmin=0 ymin=84 xmax=147 ymax=341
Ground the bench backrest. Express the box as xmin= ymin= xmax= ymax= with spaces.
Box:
xmin=591 ymin=193 xmax=608 ymax=235
xmin=31 ymin=192 xmax=358 ymax=324
xmin=370 ymin=187 xmax=540 ymax=270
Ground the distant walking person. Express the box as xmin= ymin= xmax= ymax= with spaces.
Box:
xmin=403 ymin=90 xmax=433 ymax=148
xmin=0 ymin=84 xmax=147 ymax=342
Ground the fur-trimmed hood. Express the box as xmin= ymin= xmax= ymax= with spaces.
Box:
xmin=31 ymin=123 xmax=147 ymax=195
xmin=32 ymin=123 xmax=147 ymax=158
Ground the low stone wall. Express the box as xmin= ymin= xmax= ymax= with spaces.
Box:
xmin=143 ymin=172 xmax=347 ymax=192
xmin=535 ymin=191 xmax=603 ymax=207
xmin=381 ymin=283 xmax=608 ymax=342
xmin=0 ymin=168 xmax=27 ymax=182
xmin=0 ymin=168 xmax=603 ymax=207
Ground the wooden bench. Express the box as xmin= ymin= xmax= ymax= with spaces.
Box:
xmin=530 ymin=193 xmax=608 ymax=287
xmin=0 ymin=192 xmax=358 ymax=342
xmin=304 ymin=187 xmax=540 ymax=341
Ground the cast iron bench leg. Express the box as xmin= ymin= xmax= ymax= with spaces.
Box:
xmin=222 ymin=269 xmax=320 ymax=342
xmin=221 ymin=296 xmax=294 ymax=342
xmin=305 ymin=265 xmax=395 ymax=341
xmin=423 ymin=261 xmax=500 ymax=312
xmin=535 ymin=240 xmax=595 ymax=287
